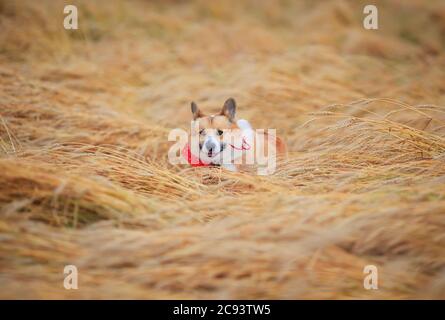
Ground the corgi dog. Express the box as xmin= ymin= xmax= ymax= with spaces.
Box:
xmin=186 ymin=98 xmax=287 ymax=174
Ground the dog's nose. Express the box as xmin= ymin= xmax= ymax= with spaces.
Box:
xmin=205 ymin=140 xmax=216 ymax=152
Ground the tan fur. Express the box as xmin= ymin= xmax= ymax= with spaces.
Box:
xmin=194 ymin=115 xmax=236 ymax=145
xmin=191 ymin=101 xmax=287 ymax=171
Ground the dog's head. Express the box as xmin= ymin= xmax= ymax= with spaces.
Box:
xmin=189 ymin=98 xmax=238 ymax=163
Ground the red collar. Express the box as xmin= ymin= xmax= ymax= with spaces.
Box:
xmin=228 ymin=137 xmax=251 ymax=151
xmin=182 ymin=137 xmax=251 ymax=167
xmin=182 ymin=143 xmax=210 ymax=167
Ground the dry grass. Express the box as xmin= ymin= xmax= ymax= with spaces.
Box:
xmin=1 ymin=0 xmax=445 ymax=299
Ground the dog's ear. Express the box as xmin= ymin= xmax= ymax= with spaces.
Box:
xmin=220 ymin=98 xmax=236 ymax=122
xmin=191 ymin=101 xmax=204 ymax=120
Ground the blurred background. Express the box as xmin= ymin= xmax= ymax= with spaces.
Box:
xmin=2 ymin=0 xmax=444 ymax=129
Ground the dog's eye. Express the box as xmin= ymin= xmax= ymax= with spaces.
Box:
xmin=199 ymin=129 xmax=205 ymax=135
xmin=217 ymin=129 xmax=223 ymax=136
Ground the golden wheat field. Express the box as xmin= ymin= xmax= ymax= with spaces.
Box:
xmin=1 ymin=0 xmax=445 ymax=299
